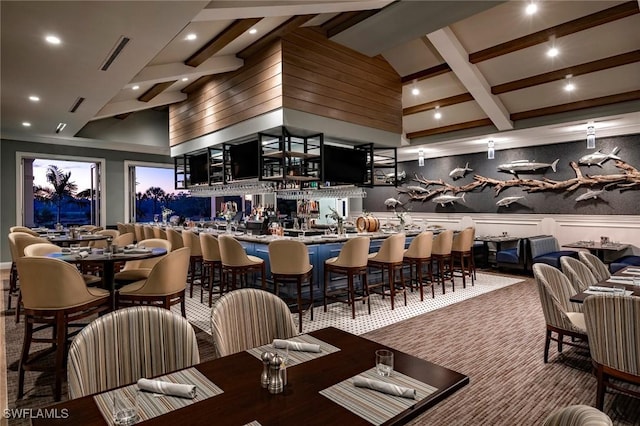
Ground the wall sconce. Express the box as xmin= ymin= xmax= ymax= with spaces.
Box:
xmin=418 ymin=149 xmax=424 ymax=167
xmin=487 ymin=140 xmax=495 ymax=159
xmin=586 ymin=122 xmax=596 ymax=149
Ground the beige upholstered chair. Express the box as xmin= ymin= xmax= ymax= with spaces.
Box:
xmin=367 ymin=233 xmax=407 ymax=310
xmin=218 ymin=235 xmax=266 ymax=291
xmin=560 ymin=256 xmax=598 ymax=293
xmin=15 ymin=256 xmax=110 ymax=401
xmin=578 ymin=251 xmax=610 ymax=282
xmin=432 ymin=230 xmax=454 ymax=294
xmin=117 ymin=247 xmax=190 ymax=316
xmin=143 ymin=225 xmax=155 ymax=240
xmin=543 ymin=405 xmax=613 ymax=426
xmin=153 ymin=227 xmax=167 ymax=240
xmin=324 ymin=236 xmax=371 ymax=319
xmin=403 ymin=231 xmax=434 ymax=301
xmin=9 ymin=226 xmax=40 ymax=236
xmin=88 ymin=229 xmax=119 ymax=249
xmin=182 ymin=230 xmax=204 ymax=297
xmin=268 ymin=239 xmax=314 ymax=332
xmin=116 ymin=222 xmax=127 ymax=235
xmin=451 ymin=227 xmax=475 ymax=288
xmin=23 ymin=243 xmax=103 ymax=286
xmin=67 ymin=306 xmax=200 ymax=399
xmin=113 ymin=232 xmax=135 ymax=247
xmin=114 ymin=238 xmax=171 ymax=284
xmin=584 ymin=294 xmax=640 ymax=410
xmin=532 ymin=263 xmax=588 ymax=363
xmin=200 ymin=233 xmax=223 ymax=306
xmin=78 ymin=225 xmax=101 ymax=232
xmin=133 ymin=224 xmax=144 ymax=243
xmin=210 ymin=288 xmax=297 ymax=357
xmin=166 ymin=228 xmax=184 ymax=251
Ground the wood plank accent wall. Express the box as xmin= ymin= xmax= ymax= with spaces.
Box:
xmin=169 ymin=41 xmax=283 ymax=146
xmin=281 ymin=28 xmax=402 ymax=134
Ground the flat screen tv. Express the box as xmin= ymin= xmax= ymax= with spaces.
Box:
xmin=323 ymin=145 xmax=367 ymax=184
xmin=229 ymin=140 xmax=259 ymax=180
xmin=189 ymin=152 xmax=209 ymax=185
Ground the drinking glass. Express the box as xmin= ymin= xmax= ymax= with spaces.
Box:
xmin=328 ymin=223 xmax=337 ymax=235
xmin=278 ymin=346 xmax=290 ymax=386
xmin=375 ymin=349 xmax=394 ymax=377
xmin=70 ymin=243 xmax=81 ymax=254
xmin=113 ymin=391 xmax=139 ymax=425
xmin=153 ymin=214 xmax=159 ymax=224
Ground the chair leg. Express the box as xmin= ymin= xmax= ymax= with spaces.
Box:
xmin=54 ymin=312 xmax=66 ymax=401
xmin=544 ymin=329 xmax=551 ymax=363
xmin=348 ymin=272 xmax=355 ymax=320
xmin=323 ymin=269 xmax=329 ymax=313
xmin=364 ymin=272 xmax=370 ymax=315
xmin=296 ymin=277 xmax=303 ymax=333
xmin=17 ymin=318 xmax=33 ymax=399
xmin=594 ymin=365 xmax=606 ymax=410
xmin=260 ymin=263 xmax=266 ymax=290
xmin=309 ymin=274 xmax=314 ymax=321
xmin=389 ymin=265 xmax=395 ymax=311
xmin=15 ymin=291 xmax=22 ymax=323
xmin=189 ymin=257 xmax=195 ymax=298
xmin=181 ymin=294 xmax=186 ymax=318
xmin=557 ymin=333 xmax=564 ymax=353
xmin=417 ymin=261 xmax=424 ymax=302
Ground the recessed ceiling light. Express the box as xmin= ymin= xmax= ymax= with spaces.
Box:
xmin=29 ymin=95 xmax=40 ymax=102
xmin=185 ymin=33 xmax=197 ymax=41
xmin=525 ymin=3 xmax=538 ymax=15
xmin=434 ymin=106 xmax=442 ymax=120
xmin=182 ymin=77 xmax=189 ymax=82
xmin=411 ymin=88 xmax=420 ymax=96
xmin=132 ymin=85 xmax=140 ymax=90
xmin=249 ymin=28 xmax=258 ymax=35
xmin=22 ymin=122 xmax=31 ymax=127
xmin=547 ymin=47 xmax=559 ymax=57
xmin=45 ymin=35 xmax=61 ymax=45
xmin=564 ymin=82 xmax=575 ymax=92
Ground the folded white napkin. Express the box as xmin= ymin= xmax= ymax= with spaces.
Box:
xmin=588 ymin=286 xmax=618 ymax=292
xmin=353 ymin=376 xmax=416 ymax=399
xmin=273 ymin=339 xmax=321 ymax=353
xmin=124 ymin=248 xmax=151 ymax=254
xmin=137 ymin=378 xmax=196 ymax=399
xmin=622 ymin=271 xmax=640 ymax=276
xmin=77 ymin=251 xmax=89 ymax=259
xmin=606 ymin=278 xmax=635 ymax=284
xmin=626 ymin=268 xmax=640 ymax=273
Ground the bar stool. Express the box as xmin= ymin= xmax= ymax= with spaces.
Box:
xmin=218 ymin=235 xmax=266 ymax=291
xmin=432 ymin=230 xmax=454 ymax=294
xmin=402 ymin=231 xmax=434 ymax=301
xmin=367 ymin=233 xmax=407 ymax=310
xmin=268 ymin=239 xmax=314 ymax=333
xmin=182 ymin=230 xmax=204 ymax=297
xmin=16 ymin=257 xmax=110 ymax=401
xmin=166 ymin=228 xmax=184 ymax=251
xmin=324 ymin=236 xmax=371 ymax=319
xmin=200 ymin=233 xmax=222 ymax=307
xmin=451 ymin=227 xmax=475 ymax=288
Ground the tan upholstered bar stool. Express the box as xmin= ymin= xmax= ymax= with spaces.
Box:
xmin=268 ymin=239 xmax=314 ymax=332
xmin=114 ymin=238 xmax=171 ymax=284
xmin=324 ymin=236 xmax=371 ymax=319
xmin=200 ymin=233 xmax=222 ymax=306
xmin=451 ymin=227 xmax=475 ymax=288
xmin=367 ymin=233 xmax=407 ymax=310
xmin=15 ymin=257 xmax=110 ymax=401
xmin=182 ymin=230 xmax=204 ymax=297
xmin=432 ymin=229 xmax=454 ymax=294
xmin=166 ymin=228 xmax=184 ymax=251
xmin=218 ymin=235 xmax=266 ymax=291
xmin=402 ymin=231 xmax=434 ymax=301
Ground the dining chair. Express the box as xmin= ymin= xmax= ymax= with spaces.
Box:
xmin=200 ymin=233 xmax=222 ymax=306
xmin=9 ymin=226 xmax=40 ymax=236
xmin=23 ymin=243 xmax=104 ymax=287
xmin=117 ymin=247 xmax=191 ymax=317
xmin=133 ymin=224 xmax=144 ymax=243
xmin=584 ymin=294 xmax=640 ymax=410
xmin=116 ymin=222 xmax=127 ymax=235
xmin=87 ymin=229 xmax=119 ymax=249
xmin=543 ymin=405 xmax=612 ymax=426
xmin=182 ymin=230 xmax=204 ymax=297
xmin=113 ymin=232 xmax=135 ymax=247
xmin=560 ymin=256 xmax=598 ymax=293
xmin=268 ymin=239 xmax=314 ymax=333
xmin=323 ymin=236 xmax=371 ymax=319
xmin=67 ymin=306 xmax=200 ymax=399
xmin=153 ymin=227 xmax=167 ymax=240
xmin=367 ymin=233 xmax=407 ymax=311
xmin=210 ymin=288 xmax=297 ymax=357
xmin=166 ymin=228 xmax=184 ymax=251
xmin=114 ymin=238 xmax=171 ymax=284
xmin=532 ymin=263 xmax=588 ymax=363
xmin=402 ymin=231 xmax=434 ymax=301
xmin=451 ymin=227 xmax=475 ymax=288
xmin=218 ymin=235 xmax=266 ymax=291
xmin=578 ymin=251 xmax=610 ymax=282
xmin=143 ymin=225 xmax=155 ymax=240
xmin=15 ymin=256 xmax=111 ymax=401
xmin=431 ymin=230 xmax=454 ymax=294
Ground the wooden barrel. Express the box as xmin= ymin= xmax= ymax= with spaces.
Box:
xmin=356 ymin=216 xmax=380 ymax=232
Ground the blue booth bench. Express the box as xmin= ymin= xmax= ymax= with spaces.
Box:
xmin=496 ymin=238 xmax=528 ymax=272
xmin=610 ymin=255 xmax=640 ymax=273
xmin=529 ymin=235 xmax=578 ymax=269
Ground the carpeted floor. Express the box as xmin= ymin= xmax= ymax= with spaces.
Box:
xmin=2 ymin=273 xmax=639 ymax=425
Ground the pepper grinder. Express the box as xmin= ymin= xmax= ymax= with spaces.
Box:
xmin=260 ymin=351 xmax=272 ymax=388
xmin=268 ymin=354 xmax=284 ymax=394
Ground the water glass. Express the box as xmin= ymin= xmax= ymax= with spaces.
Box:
xmin=375 ymin=349 xmax=394 ymax=377
xmin=113 ymin=391 xmax=139 ymax=425
xmin=70 ymin=243 xmax=81 ymax=254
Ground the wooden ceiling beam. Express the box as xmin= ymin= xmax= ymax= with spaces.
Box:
xmin=138 ymin=81 xmax=177 ymax=102
xmin=406 ymin=118 xmax=493 ymax=139
xmin=237 ymin=15 xmax=316 ymax=60
xmin=321 ymin=9 xmax=384 ymax=38
xmin=185 ymin=18 xmax=262 ymax=67
xmin=492 ymin=50 xmax=640 ymax=94
xmin=114 ymin=113 xmax=131 ymax=120
xmin=401 ymin=63 xmax=451 ymax=84
xmin=181 ymin=75 xmax=215 ymax=94
xmin=469 ymin=1 xmax=639 ymax=64
xmin=403 ymin=93 xmax=474 ymax=116
xmin=511 ymin=90 xmax=640 ymax=121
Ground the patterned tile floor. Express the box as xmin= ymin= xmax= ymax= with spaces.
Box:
xmin=175 ymin=272 xmax=524 ymax=336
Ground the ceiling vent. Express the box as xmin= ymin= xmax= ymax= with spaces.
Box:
xmin=100 ymin=36 xmax=130 ymax=71
xmin=69 ymin=97 xmax=85 ymax=113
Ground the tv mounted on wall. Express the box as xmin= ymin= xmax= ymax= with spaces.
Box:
xmin=188 ymin=152 xmax=209 ymax=186
xmin=229 ymin=140 xmax=259 ymax=180
xmin=323 ymin=145 xmax=367 ymax=185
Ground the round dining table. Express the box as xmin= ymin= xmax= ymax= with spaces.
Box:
xmin=48 ymin=247 xmax=167 ymax=309
xmin=46 ymin=234 xmax=109 ymax=247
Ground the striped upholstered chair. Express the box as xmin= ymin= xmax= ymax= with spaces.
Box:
xmin=67 ymin=306 xmax=200 ymax=399
xmin=584 ymin=294 xmax=640 ymax=410
xmin=532 ymin=263 xmax=588 ymax=363
xmin=578 ymin=251 xmax=610 ymax=282
xmin=210 ymin=288 xmax=297 ymax=357
xmin=543 ymin=405 xmax=612 ymax=426
xmin=560 ymin=256 xmax=598 ymax=293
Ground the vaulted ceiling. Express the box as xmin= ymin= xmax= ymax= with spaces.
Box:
xmin=2 ymin=1 xmax=639 ymax=160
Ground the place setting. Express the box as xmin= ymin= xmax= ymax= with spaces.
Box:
xmin=246 ymin=334 xmax=341 ymax=367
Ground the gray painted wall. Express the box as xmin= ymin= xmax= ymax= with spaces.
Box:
xmin=1 ymin=138 xmax=171 ymax=261
xmin=77 ymin=109 xmax=169 ymax=148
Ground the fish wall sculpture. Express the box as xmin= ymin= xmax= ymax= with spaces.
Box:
xmin=432 ymin=193 xmax=466 ymax=206
xmin=578 ymin=147 xmax=621 ymax=166
xmin=497 ymin=159 xmax=559 ymax=175
xmin=496 ymin=196 xmax=525 ymax=207
xmin=384 ymin=198 xmax=403 ymax=208
xmin=575 ymin=189 xmax=605 ymax=201
xmin=449 ymin=163 xmax=473 ymax=180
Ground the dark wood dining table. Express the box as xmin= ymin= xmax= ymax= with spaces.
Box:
xmin=33 ymin=327 xmax=469 ymax=426
xmin=46 ymin=234 xmax=109 ymax=247
xmin=570 ymin=265 xmax=640 ymax=304
xmin=48 ymin=248 xmax=167 ymax=309
xmin=562 ymin=241 xmax=629 ymax=262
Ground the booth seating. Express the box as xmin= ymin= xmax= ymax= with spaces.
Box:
xmin=529 ymin=236 xmax=578 ymax=269
xmin=496 ymin=239 xmax=528 ymax=272
xmin=609 ymin=255 xmax=640 ymax=274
